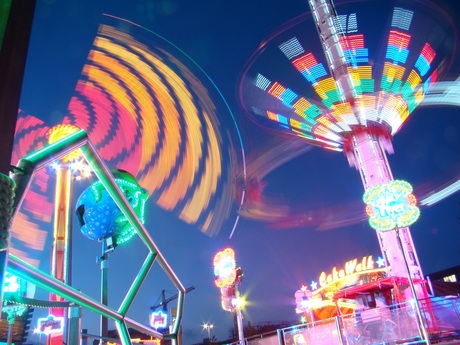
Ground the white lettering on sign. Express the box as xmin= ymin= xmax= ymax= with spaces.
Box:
xmin=373 ymin=193 xmax=406 ymax=218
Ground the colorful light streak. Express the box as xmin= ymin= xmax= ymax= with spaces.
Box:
xmin=239 ymin=1 xmax=454 ymax=149
xmin=12 ymin=15 xmax=246 ymax=267
xmin=213 ymin=248 xmax=237 ymax=288
xmin=238 ymin=0 xmax=456 ymax=294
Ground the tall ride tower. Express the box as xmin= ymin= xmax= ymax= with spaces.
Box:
xmin=238 ymin=0 xmax=456 ymax=297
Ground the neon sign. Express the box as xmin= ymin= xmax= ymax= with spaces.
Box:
xmin=149 ymin=310 xmax=168 ymax=329
xmin=213 ymin=248 xmax=237 ymax=288
xmin=363 ymin=180 xmax=420 ymax=231
xmin=319 ymin=255 xmax=376 ymax=288
xmin=37 ymin=315 xmax=64 ymax=335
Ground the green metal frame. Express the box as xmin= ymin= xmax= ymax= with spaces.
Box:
xmin=9 ymin=129 xmax=185 ymax=345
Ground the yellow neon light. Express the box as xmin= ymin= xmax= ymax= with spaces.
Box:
xmin=348 ymin=65 xmax=372 ymax=80
xmin=383 ymin=62 xmax=405 ymax=81
xmin=361 ymin=95 xmax=376 ymax=109
xmin=48 ymin=124 xmax=80 ymax=162
xmin=319 ymin=255 xmax=375 ymax=287
xmin=316 ymin=117 xmax=333 ymax=127
xmin=314 ymin=78 xmax=338 ymax=98
xmin=266 ymin=111 xmax=278 ymax=121
xmin=331 ymin=103 xmax=353 ymax=117
xmin=406 ymin=70 xmax=422 ymax=89
xmin=293 ymin=98 xmax=313 ymax=118
xmin=290 ymin=118 xmax=302 ymax=130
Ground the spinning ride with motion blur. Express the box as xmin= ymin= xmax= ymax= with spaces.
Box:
xmin=9 ymin=13 xmax=246 ymax=345
xmin=238 ymin=0 xmax=457 ymax=303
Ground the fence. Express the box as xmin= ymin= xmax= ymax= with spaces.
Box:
xmin=226 ymin=296 xmax=460 ymax=345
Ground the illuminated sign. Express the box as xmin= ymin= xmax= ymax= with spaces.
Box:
xmin=363 ymin=180 xmax=420 ymax=231
xmin=294 ymin=285 xmax=313 ymax=313
xmin=319 ymin=255 xmax=376 ymax=288
xmin=37 ymin=315 xmax=64 ymax=335
xmin=213 ymin=248 xmax=237 ymax=288
xmin=149 ymin=310 xmax=168 ymax=329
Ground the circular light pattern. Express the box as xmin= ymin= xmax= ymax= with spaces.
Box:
xmin=47 ymin=124 xmax=80 ymax=162
xmin=213 ymin=247 xmax=237 ymax=288
xmin=233 ymin=0 xmax=458 ymax=232
xmin=76 ymin=170 xmax=148 ymax=245
xmin=238 ymin=0 xmax=455 ymax=150
xmin=363 ymin=180 xmax=420 ymax=231
xmin=12 ymin=15 xmax=246 ymax=266
xmin=65 ymin=15 xmax=245 ymax=237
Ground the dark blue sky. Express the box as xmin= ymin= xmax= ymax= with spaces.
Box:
xmin=16 ymin=0 xmax=460 ymax=344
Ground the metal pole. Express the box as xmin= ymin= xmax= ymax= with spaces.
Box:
xmin=100 ymin=241 xmax=109 ymax=345
xmin=67 ymin=305 xmax=82 ymax=345
xmin=395 ymin=228 xmax=431 ymax=344
xmin=236 ymin=306 xmax=244 ymax=345
xmin=6 ymin=315 xmax=14 ymax=345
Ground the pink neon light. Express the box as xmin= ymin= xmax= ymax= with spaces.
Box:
xmin=150 ymin=310 xmax=168 ymax=329
xmin=268 ymin=82 xmax=286 ymax=98
xmin=428 ymin=68 xmax=439 ymax=86
xmin=292 ymin=53 xmax=318 ymax=71
xmin=340 ymin=34 xmax=365 ymax=50
xmin=37 ymin=315 xmax=64 ymax=335
xmin=388 ymin=30 xmax=411 ymax=49
xmin=420 ymin=43 xmax=436 ymax=64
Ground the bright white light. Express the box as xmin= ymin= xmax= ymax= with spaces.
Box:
xmin=420 ymin=179 xmax=460 ymax=206
xmin=376 ymin=256 xmax=386 ymax=267
xmin=310 ymin=281 xmax=318 ymax=290
xmin=203 ymin=323 xmax=214 ymax=330
xmin=232 ymin=297 xmax=245 ymax=307
xmin=51 ymin=161 xmax=60 ymax=170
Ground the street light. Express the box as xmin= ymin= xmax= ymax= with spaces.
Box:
xmin=202 ymin=323 xmax=214 ymax=340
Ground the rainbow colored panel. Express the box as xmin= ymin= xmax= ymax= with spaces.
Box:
xmin=414 ymin=43 xmax=435 ymax=76
xmin=293 ymin=53 xmax=328 ymax=84
xmin=386 ymin=31 xmax=411 ymax=63
xmin=290 ymin=118 xmax=313 ymax=132
xmin=293 ymin=98 xmax=321 ymax=125
xmin=279 ymin=88 xmax=298 ymax=107
xmin=267 ymin=110 xmax=289 ymax=128
xmin=268 ymin=82 xmax=286 ymax=99
xmin=304 ymin=104 xmax=322 ymax=123
xmin=239 ymin=1 xmax=454 ymax=150
xmin=341 ymin=34 xmax=369 ymax=64
xmin=349 ymin=66 xmax=374 ymax=93
xmin=381 ymin=62 xmax=405 ymax=92
xmin=267 ymin=82 xmax=298 ymax=107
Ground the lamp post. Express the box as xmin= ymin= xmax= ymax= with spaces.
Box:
xmin=202 ymin=323 xmax=214 ymax=340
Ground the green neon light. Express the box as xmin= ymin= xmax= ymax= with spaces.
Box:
xmin=363 ymin=180 xmax=420 ymax=231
